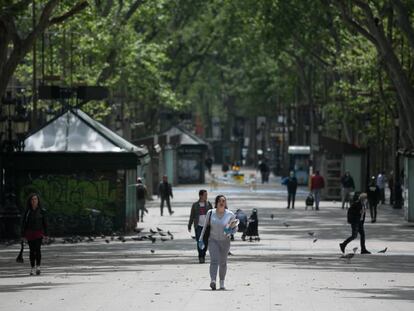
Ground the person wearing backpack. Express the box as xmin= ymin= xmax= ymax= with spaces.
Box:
xmin=136 ymin=178 xmax=149 ymax=222
xmin=339 ymin=192 xmax=371 ymax=254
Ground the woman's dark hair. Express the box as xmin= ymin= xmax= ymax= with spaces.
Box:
xmin=214 ymin=195 xmax=227 ymax=209
xmin=26 ymin=193 xmax=41 ymax=210
xmin=199 ymin=189 xmax=207 ymax=197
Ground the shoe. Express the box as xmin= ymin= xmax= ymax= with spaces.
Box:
xmin=286 ymin=206 xmax=290 ymax=209
xmin=361 ymin=250 xmax=371 ymax=254
xmin=36 ymin=266 xmax=41 ymax=275
xmin=219 ymin=280 xmax=225 ymax=290
xmin=199 ymin=257 xmax=205 ymax=264
xmin=169 ymin=211 xmax=175 ymax=215
xmin=30 ymin=267 xmax=35 ymax=276
xmin=339 ymin=243 xmax=345 ymax=254
xmin=210 ymin=281 xmax=216 ymax=290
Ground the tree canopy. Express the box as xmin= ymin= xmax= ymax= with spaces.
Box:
xmin=1 ymin=0 xmax=414 ymax=152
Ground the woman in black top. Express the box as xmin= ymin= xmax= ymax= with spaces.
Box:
xmin=21 ymin=193 xmax=48 ymax=276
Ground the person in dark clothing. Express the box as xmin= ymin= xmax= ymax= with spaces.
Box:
xmin=284 ymin=171 xmax=298 ymax=209
xmin=258 ymin=161 xmax=270 ymax=184
xmin=339 ymin=192 xmax=371 ymax=254
xmin=341 ymin=171 xmax=355 ymax=209
xmin=136 ymin=178 xmax=149 ymax=223
xmin=367 ymin=176 xmax=380 ymax=223
xmin=21 ymin=193 xmax=48 ymax=276
xmin=158 ymin=175 xmax=174 ymax=216
xmin=188 ymin=189 xmax=213 ymax=263
xmin=205 ymin=157 xmax=213 ymax=174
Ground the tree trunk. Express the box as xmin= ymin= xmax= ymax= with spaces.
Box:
xmin=334 ymin=0 xmax=414 ymax=148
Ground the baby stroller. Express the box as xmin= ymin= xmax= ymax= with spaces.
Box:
xmin=305 ymin=193 xmax=314 ymax=210
xmin=242 ymin=208 xmax=260 ymax=242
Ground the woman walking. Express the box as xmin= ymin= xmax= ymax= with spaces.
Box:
xmin=21 ymin=193 xmax=48 ymax=276
xmin=199 ymin=195 xmax=237 ymax=290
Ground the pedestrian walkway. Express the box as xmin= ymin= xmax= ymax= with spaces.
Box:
xmin=0 ymin=182 xmax=413 ymax=311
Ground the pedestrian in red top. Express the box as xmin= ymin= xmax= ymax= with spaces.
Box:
xmin=310 ymin=170 xmax=325 ymax=210
xmin=21 ymin=193 xmax=48 ymax=276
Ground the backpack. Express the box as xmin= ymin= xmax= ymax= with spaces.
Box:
xmin=136 ymin=184 xmax=145 ymax=199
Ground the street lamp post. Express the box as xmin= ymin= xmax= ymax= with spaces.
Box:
xmin=0 ymin=92 xmax=30 ymax=238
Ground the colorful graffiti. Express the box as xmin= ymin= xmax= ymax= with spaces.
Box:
xmin=17 ymin=172 xmax=124 ymax=235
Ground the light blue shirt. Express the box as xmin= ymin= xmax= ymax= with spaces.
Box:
xmin=200 ymin=209 xmax=235 ymax=241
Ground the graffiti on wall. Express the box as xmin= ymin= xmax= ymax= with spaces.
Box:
xmin=19 ymin=174 xmax=119 ymax=214
xmin=17 ymin=172 xmax=124 ymax=235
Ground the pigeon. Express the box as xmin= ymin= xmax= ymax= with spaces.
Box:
xmin=159 ymin=232 xmax=166 ymax=237
xmin=156 ymin=227 xmax=163 ymax=232
xmin=282 ymin=222 xmax=290 ymax=227
xmin=340 ymin=253 xmax=355 ymax=260
xmin=161 ymin=237 xmax=168 ymax=242
xmin=167 ymin=231 xmax=174 ymax=240
xmin=105 ymin=239 xmax=110 ymax=243
xmin=308 ymin=232 xmax=315 ymax=237
xmin=270 ymin=214 xmax=274 ymax=220
xmin=378 ymin=247 xmax=388 ymax=253
xmin=150 ymin=237 xmax=156 ymax=243
xmin=150 ymin=229 xmax=156 ymax=234
xmin=313 ymin=239 xmax=318 ymax=243
xmin=150 ymin=249 xmax=155 ymax=253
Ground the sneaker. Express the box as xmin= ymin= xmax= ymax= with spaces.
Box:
xmin=339 ymin=243 xmax=345 ymax=254
xmin=169 ymin=211 xmax=175 ymax=215
xmin=30 ymin=267 xmax=35 ymax=276
xmin=219 ymin=280 xmax=225 ymax=290
xmin=36 ymin=266 xmax=41 ymax=275
xmin=210 ymin=281 xmax=216 ymax=290
xmin=361 ymin=250 xmax=371 ymax=254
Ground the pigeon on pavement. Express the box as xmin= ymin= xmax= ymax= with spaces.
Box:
xmin=340 ymin=253 xmax=355 ymax=260
xmin=270 ymin=214 xmax=274 ymax=220
xmin=283 ymin=222 xmax=290 ymax=227
xmin=308 ymin=232 xmax=315 ymax=237
xmin=150 ymin=229 xmax=156 ymax=234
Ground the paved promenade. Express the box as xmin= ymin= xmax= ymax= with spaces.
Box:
xmin=1 ymin=170 xmax=413 ymax=311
